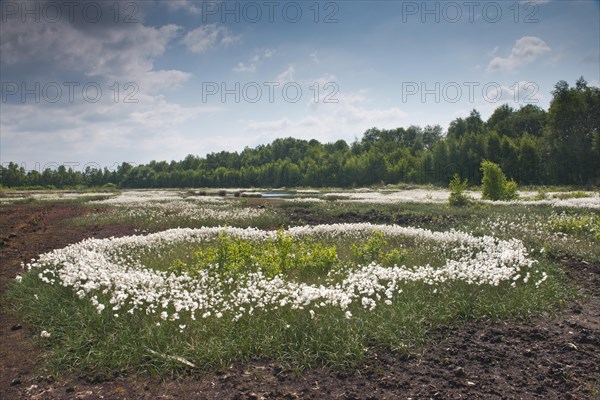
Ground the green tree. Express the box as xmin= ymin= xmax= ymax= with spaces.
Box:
xmin=481 ymin=160 xmax=518 ymax=201
xmin=486 ymin=104 xmax=514 ymax=136
xmin=512 ymin=104 xmax=546 ymax=137
xmin=448 ymin=173 xmax=470 ymax=206
xmin=465 ymin=109 xmax=485 ymax=135
xmin=1 ymin=162 xmax=27 ymax=187
xmin=545 ymin=77 xmax=600 ymax=184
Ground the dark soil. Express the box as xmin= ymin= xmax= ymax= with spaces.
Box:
xmin=1 ymin=203 xmax=599 ymax=399
xmin=284 ymin=207 xmax=462 ymax=227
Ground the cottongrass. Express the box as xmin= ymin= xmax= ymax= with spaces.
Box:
xmin=8 ymin=223 xmax=570 ymax=373
xmin=21 ymin=224 xmax=542 ymax=324
xmin=479 ymin=194 xmax=600 ymax=209
xmin=0 ymin=191 xmax=117 ymax=203
xmin=471 ymin=210 xmax=600 ymax=262
xmin=91 ymin=190 xmax=184 ymax=205
xmin=322 ymin=190 xmax=450 ymax=204
xmin=83 ymin=191 xmax=273 ymax=228
xmin=297 ymin=189 xmax=600 ymax=208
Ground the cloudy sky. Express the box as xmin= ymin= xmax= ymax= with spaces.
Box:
xmin=1 ymin=0 xmax=599 ymax=170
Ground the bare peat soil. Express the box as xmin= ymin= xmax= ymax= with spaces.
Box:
xmin=1 ymin=203 xmax=598 ymax=399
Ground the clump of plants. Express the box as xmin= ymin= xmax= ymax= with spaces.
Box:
xmin=552 ymin=191 xmax=592 ymax=200
xmin=533 ymin=189 xmax=549 ymax=200
xmin=170 ymin=229 xmax=339 ymax=279
xmin=480 ymin=160 xmax=518 ymax=201
xmin=170 ymin=230 xmax=412 ymax=280
xmin=351 ymin=230 xmax=408 ymax=267
xmin=448 ymin=173 xmax=470 ymax=207
xmin=549 ymin=212 xmax=600 ymax=241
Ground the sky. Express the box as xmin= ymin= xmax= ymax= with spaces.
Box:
xmin=1 ymin=0 xmax=599 ymax=171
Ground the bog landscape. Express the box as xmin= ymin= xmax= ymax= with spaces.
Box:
xmin=2 ymin=1 xmax=600 ymax=399
xmin=2 ymin=142 xmax=600 ymax=398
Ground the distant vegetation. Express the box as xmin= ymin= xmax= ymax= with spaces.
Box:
xmin=2 ymin=78 xmax=599 ymax=188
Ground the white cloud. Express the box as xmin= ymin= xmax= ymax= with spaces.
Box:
xmin=233 ymin=49 xmax=275 ymax=73
xmin=276 ymin=66 xmax=296 ymax=84
xmin=310 ymin=51 xmax=320 ymax=63
xmin=165 ymin=0 xmax=202 ymax=14
xmin=486 ymin=46 xmax=499 ymax=58
xmin=246 ymin=118 xmax=292 ymax=132
xmin=1 ymin=94 xmax=222 ymax=166
xmin=130 ymin=98 xmax=221 ymax=129
xmin=242 ymin=91 xmax=408 ymax=144
xmin=0 ymin=1 xmax=212 ymax=167
xmin=332 ymin=93 xmax=408 ymax=126
xmin=141 ymin=70 xmax=193 ymax=93
xmin=182 ymin=25 xmax=239 ymax=54
xmin=220 ymin=34 xmax=240 ymax=46
xmin=233 ymin=62 xmax=257 ymax=73
xmin=306 ymin=73 xmax=340 ymax=106
xmin=0 ymin=14 xmax=181 ymax=82
xmin=487 ymin=36 xmax=550 ymax=72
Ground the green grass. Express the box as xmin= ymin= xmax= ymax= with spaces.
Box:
xmin=69 ymin=201 xmax=288 ymax=231
xmin=7 ymin=264 xmax=570 ymax=376
xmin=549 ymin=212 xmax=600 ymax=239
xmin=6 ymin=260 xmax=570 ymax=376
xmin=287 ymin=200 xmax=600 ymax=262
xmin=6 ymin=225 xmax=573 ymax=377
xmin=5 ymin=191 xmax=598 ymax=377
xmin=551 ymin=191 xmax=592 ymax=200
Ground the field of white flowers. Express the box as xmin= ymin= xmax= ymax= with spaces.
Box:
xmin=2 ymin=187 xmax=599 ymax=208
xmin=5 ymin=187 xmax=598 ymax=373
xmin=24 ymin=224 xmax=542 ymax=323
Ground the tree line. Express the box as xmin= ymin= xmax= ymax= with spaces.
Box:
xmin=2 ymin=78 xmax=599 ymax=189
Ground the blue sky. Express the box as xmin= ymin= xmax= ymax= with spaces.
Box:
xmin=1 ymin=0 xmax=599 ymax=170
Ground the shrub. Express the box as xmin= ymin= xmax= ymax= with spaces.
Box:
xmin=481 ymin=161 xmax=519 ymax=201
xmin=503 ymin=179 xmax=519 ymax=200
xmin=352 ymin=231 xmax=408 ymax=267
xmin=533 ymin=189 xmax=549 ymax=200
xmin=448 ymin=173 xmax=470 ymax=207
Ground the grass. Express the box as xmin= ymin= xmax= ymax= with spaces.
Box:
xmin=7 ymin=262 xmax=570 ymax=376
xmin=6 ymin=224 xmax=574 ymax=376
xmin=4 ymin=189 xmax=598 ymax=377
xmin=68 ymin=200 xmax=288 ymax=231
xmin=551 ymin=191 xmax=592 ymax=200
xmin=286 ymin=200 xmax=600 ymax=262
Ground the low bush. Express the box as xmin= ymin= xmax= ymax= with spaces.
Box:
xmin=481 ymin=161 xmax=519 ymax=201
xmin=448 ymin=174 xmax=470 ymax=207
